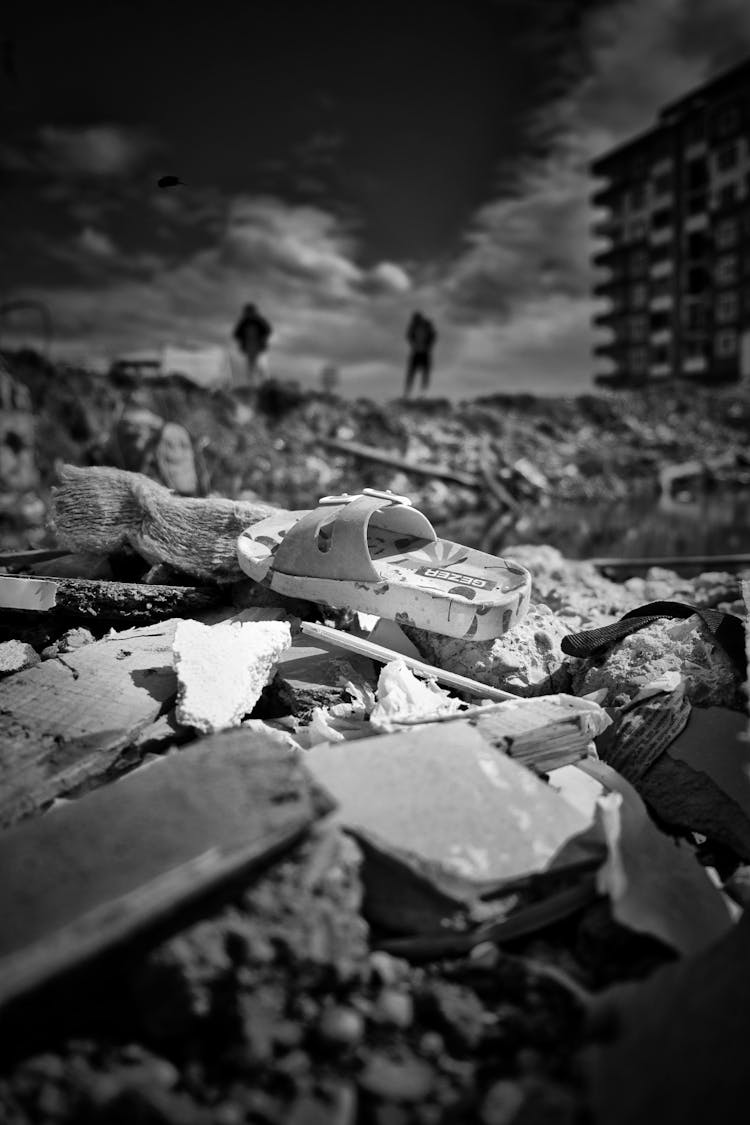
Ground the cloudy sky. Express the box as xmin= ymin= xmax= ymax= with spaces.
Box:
xmin=1 ymin=0 xmax=750 ymax=399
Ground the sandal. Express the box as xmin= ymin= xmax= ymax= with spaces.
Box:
xmin=237 ymin=488 xmax=531 ymax=640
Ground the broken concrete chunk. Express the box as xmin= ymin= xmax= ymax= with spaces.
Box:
xmin=174 ymin=617 xmax=291 ymax=734
xmin=0 ymin=639 xmax=40 ymax=676
xmin=0 ymin=574 xmax=57 ymax=612
xmin=404 ymin=608 xmax=572 ymax=697
xmin=0 ymin=728 xmax=331 ymax=1011
xmin=0 ymin=620 xmax=180 ymax=829
xmin=571 ymin=613 xmax=741 ymax=707
xmin=578 ymin=759 xmax=733 ymax=956
xmin=305 ymin=722 xmax=593 ymax=894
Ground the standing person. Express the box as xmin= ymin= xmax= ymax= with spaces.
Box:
xmin=233 ymin=302 xmax=272 ymax=387
xmin=404 ymin=311 xmax=437 ymax=398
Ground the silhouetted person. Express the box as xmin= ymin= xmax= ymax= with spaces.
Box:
xmin=404 ymin=312 xmax=436 ymax=397
xmin=233 ymin=302 xmax=272 ymax=386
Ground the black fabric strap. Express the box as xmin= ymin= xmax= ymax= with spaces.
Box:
xmin=561 ymin=600 xmax=747 ymax=678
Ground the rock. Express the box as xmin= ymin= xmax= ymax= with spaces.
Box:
xmin=0 ymin=639 xmax=40 ymax=676
xmin=41 ymin=626 xmax=95 ymax=659
xmin=415 ymin=981 xmax=487 ymax=1053
xmin=154 ymin=422 xmax=199 ymax=495
xmin=358 ymin=1052 xmax=435 ymax=1103
xmin=480 ymin=1080 xmax=525 ymax=1125
xmin=372 ymin=988 xmax=414 ymax=1029
xmin=317 ymin=1004 xmax=365 ymax=1048
xmin=404 ymin=608 xmax=573 ymax=696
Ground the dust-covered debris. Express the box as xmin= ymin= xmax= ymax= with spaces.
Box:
xmin=173 ymin=617 xmax=291 ymax=733
xmin=0 ymin=638 xmax=40 ymax=675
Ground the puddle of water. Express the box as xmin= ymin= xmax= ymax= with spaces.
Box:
xmin=515 ymin=488 xmax=750 ymax=562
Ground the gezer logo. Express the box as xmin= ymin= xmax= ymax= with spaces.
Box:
xmin=416 ymin=566 xmax=495 ymax=590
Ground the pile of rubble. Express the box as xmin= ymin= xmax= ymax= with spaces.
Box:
xmin=0 ymin=465 xmax=749 ymax=1124
xmin=2 ymin=350 xmax=749 ymax=552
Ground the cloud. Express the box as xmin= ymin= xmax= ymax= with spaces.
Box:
xmin=10 ymin=2 xmax=750 ymax=399
xmin=368 ymin=261 xmax=412 ymax=294
xmin=433 ymin=0 xmax=750 ymax=391
xmin=36 ymin=124 xmax=157 ymax=177
xmin=77 ymin=227 xmax=117 ymax=258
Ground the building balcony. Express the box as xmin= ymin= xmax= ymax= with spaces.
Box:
xmin=650 ymin=226 xmax=674 ymax=246
xmin=685 ymin=141 xmax=708 ymax=160
xmin=683 ymin=355 xmax=708 ymax=374
xmin=650 ymin=363 xmax=672 ymax=379
xmin=651 ymin=294 xmax=674 ymax=311
xmin=592 ymin=307 xmax=618 ymax=327
xmin=650 ymin=328 xmax=672 ymax=345
xmin=650 ymin=259 xmax=673 ymax=278
xmin=593 ymin=339 xmax=626 ymax=358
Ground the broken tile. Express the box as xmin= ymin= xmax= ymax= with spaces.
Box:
xmin=577 ymin=760 xmax=733 ymax=956
xmin=305 ymin=722 xmax=593 ymax=909
xmin=174 ymin=617 xmax=291 ymax=734
xmin=0 ymin=728 xmax=331 ymax=1012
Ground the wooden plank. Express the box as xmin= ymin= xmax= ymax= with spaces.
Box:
xmin=0 ymin=574 xmax=225 ymax=621
xmin=0 ymin=620 xmax=179 ymax=829
xmin=0 ymin=548 xmax=70 ymax=568
xmin=0 ymin=729 xmax=332 ymax=1011
xmin=321 ymin=437 xmax=480 ymax=488
xmin=299 ymin=620 xmax=519 ymax=702
xmin=299 ymin=621 xmax=517 ymax=697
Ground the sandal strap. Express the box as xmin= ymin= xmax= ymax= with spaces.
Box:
xmin=271 ymin=495 xmax=435 ymax=582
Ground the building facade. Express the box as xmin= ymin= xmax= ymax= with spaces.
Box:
xmin=591 ymin=58 xmax=750 ymax=387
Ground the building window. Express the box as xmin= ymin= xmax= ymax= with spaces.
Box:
xmin=686 ymin=160 xmax=708 ymax=192
xmin=653 ymin=173 xmax=672 ymax=195
xmin=716 ymin=291 xmax=739 ymax=323
xmin=716 ymin=254 xmax=739 ymax=285
xmin=629 ymin=250 xmax=648 ymax=275
xmin=716 ymin=104 xmax=740 ymax=138
xmin=629 ymin=185 xmax=647 ymax=210
xmin=630 ymin=282 xmax=648 ymax=307
xmin=651 ymin=208 xmax=672 ymax=229
xmin=717 ymin=184 xmax=736 ymax=209
xmin=629 ymin=220 xmax=647 ymax=241
xmin=685 ymin=302 xmax=708 ymax=330
xmin=685 ymin=340 xmax=705 ymax=360
xmin=715 ymin=217 xmax=739 ymax=249
xmin=688 ymin=192 xmax=707 ymax=214
xmin=629 ymin=314 xmax=648 ymax=341
xmin=653 ymin=344 xmax=670 ymax=365
xmin=651 ymin=277 xmax=672 ymax=297
xmin=715 ymin=330 xmax=738 ymax=357
xmin=686 ymin=114 xmax=706 ymax=143
xmin=650 ymin=310 xmax=670 ymax=331
xmin=630 ymin=347 xmax=648 ymax=373
xmin=717 ymin=142 xmax=739 ymax=170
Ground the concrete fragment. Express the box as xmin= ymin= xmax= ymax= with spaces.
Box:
xmin=305 ymin=722 xmax=592 ymax=890
xmin=404 ymin=608 xmax=573 ymax=696
xmin=174 ymin=617 xmax=291 ymax=734
xmin=0 ymin=639 xmax=40 ymax=676
xmin=571 ymin=613 xmax=741 ymax=707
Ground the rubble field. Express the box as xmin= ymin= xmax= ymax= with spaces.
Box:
xmin=1 ymin=353 xmax=750 ymax=1124
xmin=3 ymin=349 xmax=750 ymax=553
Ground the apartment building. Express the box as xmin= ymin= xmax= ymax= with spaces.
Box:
xmin=591 ymin=57 xmax=750 ymax=387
